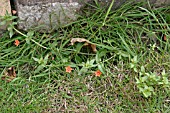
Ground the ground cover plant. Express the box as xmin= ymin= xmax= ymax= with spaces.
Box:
xmin=0 ymin=2 xmax=170 ymax=112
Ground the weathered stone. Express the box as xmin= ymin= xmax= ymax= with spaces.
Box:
xmin=15 ymin=0 xmax=89 ymax=31
xmin=14 ymin=0 xmax=170 ymax=32
xmin=0 ymin=0 xmax=11 ymax=30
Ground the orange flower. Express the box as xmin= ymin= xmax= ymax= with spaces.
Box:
xmin=95 ymin=70 xmax=102 ymax=77
xmin=14 ymin=40 xmax=20 ymax=46
xmin=65 ymin=66 xmax=73 ymax=73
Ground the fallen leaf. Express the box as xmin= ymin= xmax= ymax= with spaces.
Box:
xmin=12 ymin=10 xmax=17 ymax=15
xmin=90 ymin=44 xmax=97 ymax=53
xmin=65 ymin=66 xmax=73 ymax=73
xmin=2 ymin=66 xmax=16 ymax=82
xmin=95 ymin=70 xmax=102 ymax=77
xmin=14 ymin=40 xmax=20 ymax=46
xmin=70 ymin=38 xmax=97 ymax=52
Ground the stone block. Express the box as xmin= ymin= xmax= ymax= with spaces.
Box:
xmin=14 ymin=0 xmax=170 ymax=32
xmin=15 ymin=0 xmax=89 ymax=32
xmin=0 ymin=0 xmax=11 ymax=30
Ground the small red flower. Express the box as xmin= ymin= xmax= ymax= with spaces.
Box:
xmin=95 ymin=70 xmax=102 ymax=77
xmin=65 ymin=66 xmax=73 ymax=73
xmin=14 ymin=40 xmax=20 ymax=46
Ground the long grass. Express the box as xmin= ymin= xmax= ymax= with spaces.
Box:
xmin=0 ymin=2 xmax=170 ymax=112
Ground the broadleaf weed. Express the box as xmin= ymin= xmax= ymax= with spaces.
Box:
xmin=131 ymin=56 xmax=170 ymax=98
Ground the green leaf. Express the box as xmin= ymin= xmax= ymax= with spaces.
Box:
xmin=138 ymin=87 xmax=144 ymax=92
xmin=89 ymin=59 xmax=95 ymax=65
xmin=98 ymin=63 xmax=105 ymax=74
xmin=117 ymin=51 xmax=130 ymax=58
xmin=84 ymin=59 xmax=97 ymax=68
xmin=135 ymin=77 xmax=141 ymax=84
xmin=98 ymin=49 xmax=108 ymax=58
xmin=75 ymin=55 xmax=82 ymax=63
xmin=7 ymin=27 xmax=14 ymax=38
xmin=34 ymin=65 xmax=44 ymax=74
xmin=11 ymin=16 xmax=18 ymax=20
xmin=141 ymin=76 xmax=148 ymax=82
xmin=25 ymin=31 xmax=34 ymax=44
xmin=141 ymin=66 xmax=145 ymax=73
xmin=75 ymin=43 xmax=84 ymax=53
xmin=161 ymin=70 xmax=166 ymax=77
xmin=44 ymin=54 xmax=49 ymax=65
xmin=162 ymin=77 xmax=169 ymax=86
xmin=9 ymin=31 xmax=14 ymax=38
xmin=11 ymin=22 xmax=17 ymax=26
xmin=143 ymin=90 xmax=152 ymax=98
xmin=38 ymin=57 xmax=44 ymax=64
xmin=68 ymin=63 xmax=77 ymax=67
xmin=25 ymin=37 xmax=31 ymax=44
xmin=0 ymin=21 xmax=6 ymax=26
xmin=142 ymin=85 xmax=154 ymax=98
xmin=78 ymin=67 xmax=88 ymax=75
xmin=134 ymin=67 xmax=138 ymax=73
xmin=32 ymin=57 xmax=39 ymax=62
xmin=96 ymin=51 xmax=100 ymax=63
xmin=62 ymin=58 xmax=69 ymax=63
xmin=96 ymin=44 xmax=116 ymax=51
xmin=133 ymin=55 xmax=138 ymax=63
xmin=27 ymin=31 xmax=34 ymax=37
xmin=64 ymin=94 xmax=72 ymax=99
xmin=129 ymin=63 xmax=135 ymax=68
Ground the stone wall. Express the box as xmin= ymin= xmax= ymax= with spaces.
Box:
xmin=11 ymin=0 xmax=170 ymax=31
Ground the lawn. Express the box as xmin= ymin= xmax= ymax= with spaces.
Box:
xmin=0 ymin=2 xmax=170 ymax=113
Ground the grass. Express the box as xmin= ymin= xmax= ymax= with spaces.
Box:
xmin=0 ymin=2 xmax=170 ymax=112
